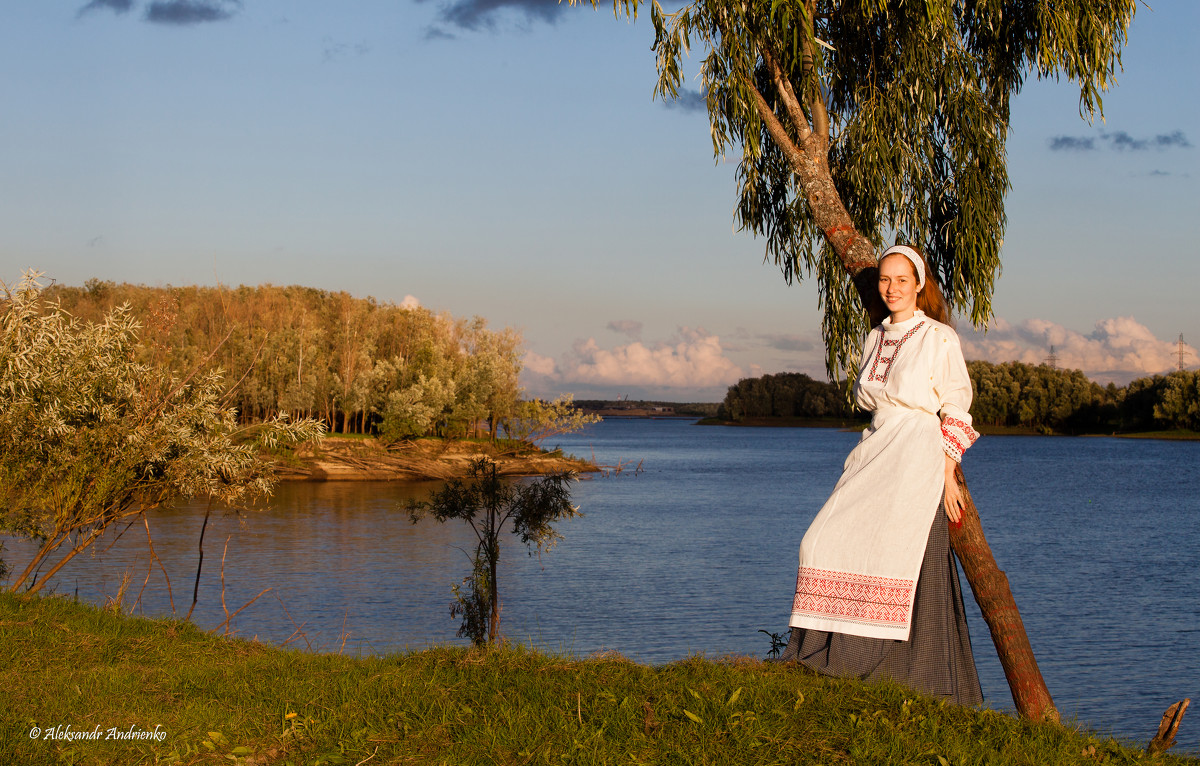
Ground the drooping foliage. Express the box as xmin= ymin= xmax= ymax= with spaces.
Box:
xmin=594 ymin=0 xmax=1136 ymax=376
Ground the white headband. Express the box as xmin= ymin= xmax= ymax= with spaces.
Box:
xmin=880 ymin=245 xmax=925 ymax=290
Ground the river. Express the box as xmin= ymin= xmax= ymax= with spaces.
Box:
xmin=3 ymin=418 xmax=1198 ymax=749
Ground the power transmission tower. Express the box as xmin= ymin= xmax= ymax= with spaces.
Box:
xmin=1044 ymin=345 xmax=1058 ymax=369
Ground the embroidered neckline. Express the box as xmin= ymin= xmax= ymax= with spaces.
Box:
xmin=866 ymin=321 xmax=924 ymax=384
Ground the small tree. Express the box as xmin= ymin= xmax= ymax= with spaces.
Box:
xmin=0 ymin=272 xmax=325 ymax=594
xmin=407 ymin=458 xmax=579 ymax=646
xmin=502 ymin=395 xmax=601 ymax=446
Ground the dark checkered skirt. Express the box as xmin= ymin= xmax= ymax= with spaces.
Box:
xmin=779 ymin=506 xmax=983 ymax=706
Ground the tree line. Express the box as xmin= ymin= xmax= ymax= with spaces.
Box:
xmin=718 ymin=363 xmax=1200 ymax=434
xmin=46 ymin=280 xmax=532 ymax=440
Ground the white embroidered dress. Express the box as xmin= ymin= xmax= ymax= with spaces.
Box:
xmin=789 ymin=309 xmax=979 ymax=641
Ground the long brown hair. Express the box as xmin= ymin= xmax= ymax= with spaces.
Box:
xmin=881 ymin=245 xmax=953 ymax=327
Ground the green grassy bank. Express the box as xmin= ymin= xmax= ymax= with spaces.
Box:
xmin=1 ymin=593 xmax=1193 ymax=766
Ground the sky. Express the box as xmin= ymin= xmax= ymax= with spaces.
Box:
xmin=2 ymin=0 xmax=1197 ymax=401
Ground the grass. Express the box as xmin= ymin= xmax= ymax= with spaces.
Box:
xmin=1 ymin=592 xmax=1195 ymax=766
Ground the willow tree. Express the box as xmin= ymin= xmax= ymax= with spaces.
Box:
xmin=0 ymin=272 xmax=325 ymax=595
xmin=582 ymin=0 xmax=1138 ymax=721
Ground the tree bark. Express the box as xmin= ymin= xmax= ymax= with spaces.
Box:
xmin=950 ymin=465 xmax=1059 ymax=722
xmin=1147 ymin=698 xmax=1189 ymax=755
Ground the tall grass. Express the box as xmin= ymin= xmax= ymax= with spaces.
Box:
xmin=1 ymin=592 xmax=1193 ymax=765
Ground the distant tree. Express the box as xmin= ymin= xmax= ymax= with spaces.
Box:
xmin=379 ymin=373 xmax=457 ymax=442
xmin=719 ymin=372 xmax=852 ymax=421
xmin=407 ymin=459 xmax=579 ymax=646
xmin=0 ymin=273 xmax=324 ymax=594
xmin=1152 ymin=371 xmax=1200 ymax=431
xmin=46 ymin=283 xmax=528 ymax=442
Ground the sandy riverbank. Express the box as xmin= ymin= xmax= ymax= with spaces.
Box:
xmin=271 ymin=436 xmax=596 ymax=482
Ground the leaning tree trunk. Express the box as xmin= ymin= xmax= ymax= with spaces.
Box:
xmin=950 ymin=466 xmax=1059 ymax=722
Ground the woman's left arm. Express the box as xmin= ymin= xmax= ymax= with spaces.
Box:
xmin=932 ymin=329 xmax=979 ymax=524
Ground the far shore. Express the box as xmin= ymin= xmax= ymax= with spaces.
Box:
xmin=697 ymin=417 xmax=1200 ymax=440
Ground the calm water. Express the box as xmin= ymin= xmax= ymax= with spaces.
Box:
xmin=4 ymin=418 xmax=1198 ymax=749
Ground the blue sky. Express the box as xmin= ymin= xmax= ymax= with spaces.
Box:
xmin=2 ymin=1 xmax=1196 ymax=400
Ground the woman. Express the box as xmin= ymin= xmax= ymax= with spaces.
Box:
xmin=779 ymin=244 xmax=983 ymax=706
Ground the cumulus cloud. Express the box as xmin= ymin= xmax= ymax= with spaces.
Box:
xmin=144 ymin=0 xmax=240 ymax=25
xmin=522 ymin=327 xmax=745 ymax=398
xmin=522 ymin=349 xmax=557 ymax=377
xmin=399 ymin=295 xmax=420 ymax=309
xmin=564 ymin=328 xmax=743 ymax=388
xmin=1048 ymin=130 xmax=1192 ymax=153
xmin=961 ymin=316 xmax=1193 ymax=384
xmin=77 ymin=0 xmax=134 ymax=17
xmin=607 ymin=320 xmax=643 ymax=339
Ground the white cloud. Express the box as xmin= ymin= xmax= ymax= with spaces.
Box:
xmin=961 ymin=316 xmax=1193 ymax=384
xmin=521 ymin=327 xmax=745 ymax=399
xmin=522 ymin=349 xmax=557 ymax=377
xmin=399 ymin=294 xmax=420 ymax=309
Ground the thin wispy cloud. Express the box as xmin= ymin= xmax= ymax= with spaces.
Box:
xmin=421 ymin=0 xmax=568 ymax=34
xmin=607 ymin=320 xmax=643 ymax=339
xmin=1047 ymin=136 xmax=1095 ymax=152
xmin=1048 ymin=130 xmax=1192 ymax=153
xmin=78 ymin=0 xmax=242 ymax=24
xmin=77 ymin=0 xmax=134 ymax=18
xmin=662 ymin=88 xmax=707 ymax=113
xmin=145 ymin=0 xmax=240 ymax=25
xmin=758 ymin=332 xmax=815 ymax=353
xmin=322 ymin=38 xmax=371 ymax=63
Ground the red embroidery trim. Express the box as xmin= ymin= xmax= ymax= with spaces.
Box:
xmin=942 ymin=428 xmax=965 ymax=454
xmin=792 ymin=566 xmax=916 ymax=627
xmin=942 ymin=416 xmax=979 ymax=447
xmin=866 ymin=321 xmax=924 ymax=384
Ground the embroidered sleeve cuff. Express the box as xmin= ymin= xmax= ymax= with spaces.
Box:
xmin=941 ymin=416 xmax=980 ymax=463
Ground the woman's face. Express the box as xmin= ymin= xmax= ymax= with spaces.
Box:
xmin=878 ymin=254 xmax=920 ymax=320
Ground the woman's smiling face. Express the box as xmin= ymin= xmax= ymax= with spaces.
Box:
xmin=878 ymin=253 xmax=920 ymax=321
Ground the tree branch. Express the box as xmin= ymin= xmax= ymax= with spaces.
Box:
xmin=760 ymin=45 xmax=812 ymax=144
xmin=750 ymin=83 xmax=806 ymax=169
xmin=801 ymin=0 xmax=829 ymax=143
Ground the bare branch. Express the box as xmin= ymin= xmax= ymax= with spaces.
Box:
xmin=760 ymin=45 xmax=813 ymax=145
xmin=751 ymin=84 xmax=806 ymax=168
xmin=801 ymin=0 xmax=829 ymax=143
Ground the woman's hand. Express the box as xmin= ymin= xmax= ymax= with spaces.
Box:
xmin=943 ymin=454 xmax=964 ymax=524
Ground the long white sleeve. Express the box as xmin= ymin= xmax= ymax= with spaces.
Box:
xmin=933 ymin=331 xmax=979 ymax=462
